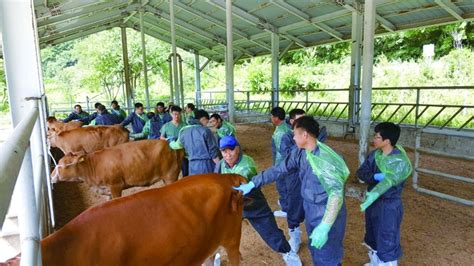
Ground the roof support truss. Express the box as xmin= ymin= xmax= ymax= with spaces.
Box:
xmin=270 ymin=0 xmax=343 ymax=40
xmin=144 ymin=5 xmax=255 ymax=57
xmin=435 ymin=0 xmax=464 ymax=21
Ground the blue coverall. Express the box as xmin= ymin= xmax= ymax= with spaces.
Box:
xmin=280 ymin=125 xmax=330 ymax=230
xmin=215 ymin=154 xmax=292 ymax=254
xmin=94 ymin=112 xmax=121 ymax=125
xmin=178 ymin=119 xmax=218 ymax=176
xmin=121 ymin=112 xmax=148 ymax=134
xmin=146 ymin=115 xmax=164 ymax=139
xmin=63 ymin=111 xmax=89 ymax=123
xmin=356 ymin=148 xmax=405 ymax=263
xmin=272 ymin=122 xmax=293 ymax=213
xmin=252 ymin=146 xmax=347 ymax=266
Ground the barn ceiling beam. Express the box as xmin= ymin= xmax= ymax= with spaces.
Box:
xmin=435 ymin=0 xmax=464 ymax=21
xmin=144 ymin=5 xmax=255 ymax=57
xmin=175 ymin=0 xmax=270 ymax=51
xmin=270 ymin=0 xmax=343 ymax=40
xmin=208 ymin=0 xmax=307 ymax=47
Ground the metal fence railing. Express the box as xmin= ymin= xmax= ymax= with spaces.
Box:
xmin=195 ymin=86 xmax=474 ymax=132
xmin=0 ymin=98 xmax=54 ymax=265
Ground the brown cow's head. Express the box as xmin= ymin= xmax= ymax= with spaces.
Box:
xmin=51 ymin=153 xmax=87 ymax=183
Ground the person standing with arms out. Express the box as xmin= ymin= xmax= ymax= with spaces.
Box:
xmin=234 ymin=116 xmax=350 ymax=266
xmin=160 ymin=105 xmax=188 ymax=176
xmin=357 ymin=122 xmax=412 ymax=266
xmin=110 ymin=100 xmax=127 ymax=122
xmin=215 ymin=136 xmax=302 ymax=266
xmin=270 ymin=107 xmax=293 ymax=218
xmin=120 ymin=102 xmax=149 ymax=140
xmin=281 ymin=109 xmax=331 ymax=253
xmin=169 ymin=109 xmax=219 ymax=175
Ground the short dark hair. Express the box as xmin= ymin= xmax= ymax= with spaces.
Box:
xmin=210 ymin=113 xmax=222 ymax=121
xmin=97 ymin=104 xmax=107 ymax=113
xmin=289 ymin=109 xmax=306 ymax=119
xmin=111 ymin=100 xmax=118 ymax=105
xmin=294 ymin=116 xmax=320 ymax=138
xmin=186 ymin=103 xmax=195 ymax=110
xmin=170 ymin=105 xmax=182 ymax=113
xmin=195 ymin=109 xmax=210 ymax=120
xmin=74 ymin=104 xmax=82 ymax=109
xmin=94 ymin=102 xmax=102 ymax=109
xmin=271 ymin=107 xmax=285 ymax=120
xmin=156 ymin=102 xmax=165 ymax=108
xmin=134 ymin=102 xmax=144 ymax=109
xmin=375 ymin=122 xmax=400 ymax=146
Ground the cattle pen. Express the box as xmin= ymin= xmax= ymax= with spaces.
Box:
xmin=1 ymin=0 xmax=473 ymax=265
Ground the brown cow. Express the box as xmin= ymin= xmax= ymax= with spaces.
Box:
xmin=48 ymin=125 xmax=129 ymax=154
xmin=51 ymin=139 xmax=184 ymax=198
xmin=46 ymin=116 xmax=83 ymax=134
xmin=43 ymin=173 xmax=244 ymax=265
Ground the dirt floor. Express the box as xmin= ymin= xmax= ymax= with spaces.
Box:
xmin=52 ymin=123 xmax=474 ymax=266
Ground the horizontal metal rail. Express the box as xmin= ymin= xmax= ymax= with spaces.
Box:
xmin=0 ymin=106 xmax=39 ymax=227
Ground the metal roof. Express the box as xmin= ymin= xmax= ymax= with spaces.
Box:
xmin=8 ymin=1 xmax=474 ymax=61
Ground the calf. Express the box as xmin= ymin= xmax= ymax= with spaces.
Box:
xmin=52 ymin=139 xmax=184 ymax=198
xmin=47 ymin=116 xmax=82 ymax=134
xmin=42 ymin=174 xmax=245 ymax=265
xmin=48 ymin=125 xmax=129 ymax=154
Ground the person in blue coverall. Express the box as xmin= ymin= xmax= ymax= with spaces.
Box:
xmin=141 ymin=111 xmax=164 ymax=140
xmin=77 ymin=102 xmax=102 ymax=125
xmin=215 ymin=136 xmax=302 ymax=266
xmin=155 ymin=102 xmax=172 ymax=124
xmin=110 ymin=100 xmax=127 ymax=122
xmin=120 ymin=102 xmax=149 ymax=140
xmin=94 ymin=104 xmax=121 ymax=125
xmin=281 ymin=109 xmax=331 ymax=253
xmin=63 ymin=104 xmax=89 ymax=123
xmin=169 ymin=109 xmax=219 ymax=176
xmin=270 ymin=107 xmax=293 ymax=218
xmin=357 ymin=122 xmax=412 ymax=266
xmin=235 ymin=116 xmax=350 ymax=266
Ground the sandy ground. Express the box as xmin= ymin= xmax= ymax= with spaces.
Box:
xmin=52 ymin=123 xmax=474 ymax=266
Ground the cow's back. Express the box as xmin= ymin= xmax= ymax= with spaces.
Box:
xmin=41 ymin=174 xmax=245 ymax=266
xmin=90 ymin=139 xmax=183 ymax=187
xmin=56 ymin=125 xmax=128 ymax=153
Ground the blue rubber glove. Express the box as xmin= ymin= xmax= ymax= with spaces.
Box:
xmin=360 ymin=191 xmax=379 ymax=212
xmin=233 ymin=181 xmax=255 ymax=195
xmin=310 ymin=222 xmax=331 ymax=249
xmin=374 ymin=173 xmax=385 ymax=182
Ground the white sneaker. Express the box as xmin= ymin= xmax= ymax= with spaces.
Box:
xmin=364 ymin=249 xmax=380 ymax=266
xmin=288 ymin=227 xmax=302 ymax=253
xmin=282 ymin=251 xmax=302 ymax=266
xmin=274 ymin=210 xmax=287 ymax=218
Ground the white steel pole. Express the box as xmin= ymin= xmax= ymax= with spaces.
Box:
xmin=349 ymin=2 xmax=363 ymax=127
xmin=271 ymin=32 xmax=279 ymax=108
xmin=170 ymin=0 xmax=181 ymax=106
xmin=139 ymin=10 xmax=150 ymax=111
xmin=226 ymin=0 xmax=235 ymax=123
xmin=0 ymin=0 xmax=46 ymax=264
xmin=194 ymin=52 xmax=202 ymax=107
xmin=359 ymin=0 xmax=376 ymax=166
